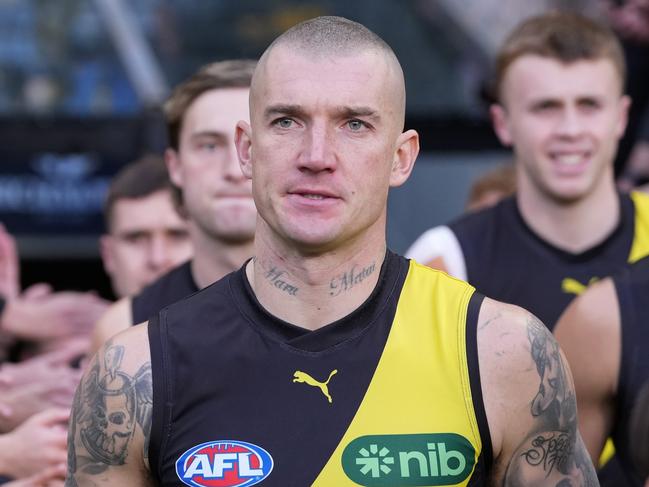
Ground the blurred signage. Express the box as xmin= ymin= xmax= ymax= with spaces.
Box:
xmin=0 ymin=152 xmax=111 ymax=235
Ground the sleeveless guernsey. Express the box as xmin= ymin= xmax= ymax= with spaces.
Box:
xmin=148 ymin=252 xmax=492 ymax=486
xmin=450 ymin=191 xmax=649 ymax=330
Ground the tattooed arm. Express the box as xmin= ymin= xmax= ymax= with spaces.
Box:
xmin=66 ymin=323 xmax=154 ymax=486
xmin=555 ymin=279 xmax=619 ymax=463
xmin=477 ymin=298 xmax=599 ymax=486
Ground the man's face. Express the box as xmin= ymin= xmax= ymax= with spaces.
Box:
xmin=237 ymin=48 xmax=417 ymax=253
xmin=101 ymin=190 xmax=192 ymax=298
xmin=492 ymin=56 xmax=630 ymax=203
xmin=167 ymin=88 xmax=256 ymax=244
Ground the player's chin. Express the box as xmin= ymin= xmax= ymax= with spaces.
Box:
xmin=545 ymin=183 xmax=593 ymax=205
xmin=281 ymin=226 xmax=345 ymax=254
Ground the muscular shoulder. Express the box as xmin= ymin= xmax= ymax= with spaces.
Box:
xmin=554 ymin=278 xmax=619 ymax=386
xmin=476 ymin=298 xmax=598 ymax=485
xmin=90 ymin=297 xmax=133 ymax=356
xmin=67 ymin=323 xmax=154 ymax=485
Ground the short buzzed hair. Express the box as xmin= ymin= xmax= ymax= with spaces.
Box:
xmin=265 ymin=16 xmax=395 ymax=60
xmin=494 ymin=11 xmax=626 ymax=102
xmin=104 ymin=154 xmax=174 ymax=231
xmin=254 ymin=16 xmax=405 ymax=127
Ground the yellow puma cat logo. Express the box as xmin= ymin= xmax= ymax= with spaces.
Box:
xmin=293 ymin=369 xmax=337 ymax=404
xmin=561 ymin=277 xmax=598 ymax=296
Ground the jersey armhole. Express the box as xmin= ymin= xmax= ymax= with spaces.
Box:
xmin=131 ymin=293 xmax=143 ymax=326
xmin=465 ymin=292 xmax=493 ymax=476
xmin=612 ymin=276 xmax=632 ymax=421
xmin=148 ymin=312 xmax=170 ymax=483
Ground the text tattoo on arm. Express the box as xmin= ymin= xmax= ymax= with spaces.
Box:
xmin=66 ymin=344 xmax=152 ymax=482
xmin=502 ymin=316 xmax=598 ymax=486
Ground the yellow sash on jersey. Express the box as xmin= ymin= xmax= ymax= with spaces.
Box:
xmin=313 ymin=261 xmax=482 ymax=486
xmin=629 ymin=191 xmax=649 ymax=263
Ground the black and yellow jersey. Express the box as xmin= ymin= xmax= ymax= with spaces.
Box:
xmin=148 ymin=252 xmax=492 ymax=486
xmin=131 ymin=260 xmax=198 ymax=325
xmin=599 ymin=255 xmax=649 ymax=487
xmin=449 ymin=191 xmax=649 ymax=330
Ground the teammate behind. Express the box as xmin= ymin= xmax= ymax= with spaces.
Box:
xmin=555 ymin=255 xmax=649 ymax=486
xmin=407 ymin=12 xmax=649 ymax=330
xmin=91 ymin=61 xmax=256 ymax=353
xmin=67 ymin=16 xmax=596 ymax=485
xmin=100 ymin=154 xmax=192 ymax=299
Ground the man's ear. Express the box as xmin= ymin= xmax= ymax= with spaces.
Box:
xmin=235 ymin=121 xmax=253 ymax=179
xmin=616 ymin=94 xmax=631 ymax=138
xmin=99 ymin=235 xmax=115 ymax=276
xmin=389 ymin=129 xmax=419 ymax=188
xmin=165 ymin=148 xmax=183 ymax=187
xmin=490 ymin=103 xmax=513 ymax=147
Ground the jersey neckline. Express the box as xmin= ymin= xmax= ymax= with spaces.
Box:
xmin=508 ymin=193 xmax=631 ymax=263
xmin=227 ymin=250 xmax=407 ymax=354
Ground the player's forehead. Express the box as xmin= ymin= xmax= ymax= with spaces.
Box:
xmin=182 ymin=87 xmax=249 ymax=137
xmin=111 ymin=191 xmax=182 ymax=231
xmin=252 ymin=45 xmax=401 ymax=117
xmin=502 ymin=55 xmax=621 ymax=103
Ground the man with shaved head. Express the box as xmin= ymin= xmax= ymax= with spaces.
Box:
xmin=66 ymin=16 xmax=596 ymax=485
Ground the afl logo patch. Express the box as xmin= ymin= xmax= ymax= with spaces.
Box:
xmin=176 ymin=440 xmax=274 ymax=487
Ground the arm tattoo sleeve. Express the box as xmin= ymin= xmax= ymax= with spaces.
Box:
xmin=66 ymin=344 xmax=153 ymax=482
xmin=502 ymin=316 xmax=599 ymax=486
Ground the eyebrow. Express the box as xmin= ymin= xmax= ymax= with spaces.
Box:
xmin=264 ymin=104 xmax=380 ymax=122
xmin=527 ymin=94 xmax=604 ymax=108
xmin=188 ymin=130 xmax=228 ymax=141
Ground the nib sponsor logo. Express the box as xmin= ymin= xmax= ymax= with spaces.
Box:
xmin=175 ymin=440 xmax=273 ymax=487
xmin=342 ymin=433 xmax=475 ymax=486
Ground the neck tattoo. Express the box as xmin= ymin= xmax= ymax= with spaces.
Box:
xmin=329 ymin=262 xmax=376 ymax=297
xmin=264 ymin=267 xmax=299 ymax=296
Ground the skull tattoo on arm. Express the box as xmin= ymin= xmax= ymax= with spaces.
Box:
xmin=67 ymin=343 xmax=152 ymax=482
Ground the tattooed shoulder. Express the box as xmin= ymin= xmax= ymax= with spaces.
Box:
xmin=499 ymin=313 xmax=598 ymax=486
xmin=67 ymin=336 xmax=153 ymax=483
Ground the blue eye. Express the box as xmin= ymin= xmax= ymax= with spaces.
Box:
xmin=276 ymin=118 xmax=293 ymax=128
xmin=348 ymin=120 xmax=365 ymax=131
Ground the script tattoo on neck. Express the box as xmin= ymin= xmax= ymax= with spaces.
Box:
xmin=66 ymin=343 xmax=152 ymax=481
xmin=264 ymin=267 xmax=298 ymax=296
xmin=502 ymin=316 xmax=598 ymax=486
xmin=329 ymin=262 xmax=376 ymax=297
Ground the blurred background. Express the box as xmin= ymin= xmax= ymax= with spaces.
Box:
xmin=0 ymin=0 xmax=642 ymax=298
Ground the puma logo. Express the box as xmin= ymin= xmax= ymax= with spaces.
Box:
xmin=293 ymin=369 xmax=337 ymax=404
xmin=561 ymin=277 xmax=598 ymax=296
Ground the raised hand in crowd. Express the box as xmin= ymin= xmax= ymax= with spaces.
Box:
xmin=3 ymin=464 xmax=66 ymax=487
xmin=0 ymin=345 xmax=85 ymax=432
xmin=1 ymin=283 xmax=108 ymax=343
xmin=0 ymin=409 xmax=68 ymax=481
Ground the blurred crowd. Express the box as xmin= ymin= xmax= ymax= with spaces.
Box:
xmin=1 ymin=1 xmax=649 ymax=486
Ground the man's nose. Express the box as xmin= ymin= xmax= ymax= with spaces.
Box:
xmin=299 ymin=123 xmax=337 ymax=172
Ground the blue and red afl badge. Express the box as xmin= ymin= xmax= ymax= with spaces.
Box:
xmin=176 ymin=440 xmax=274 ymax=487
